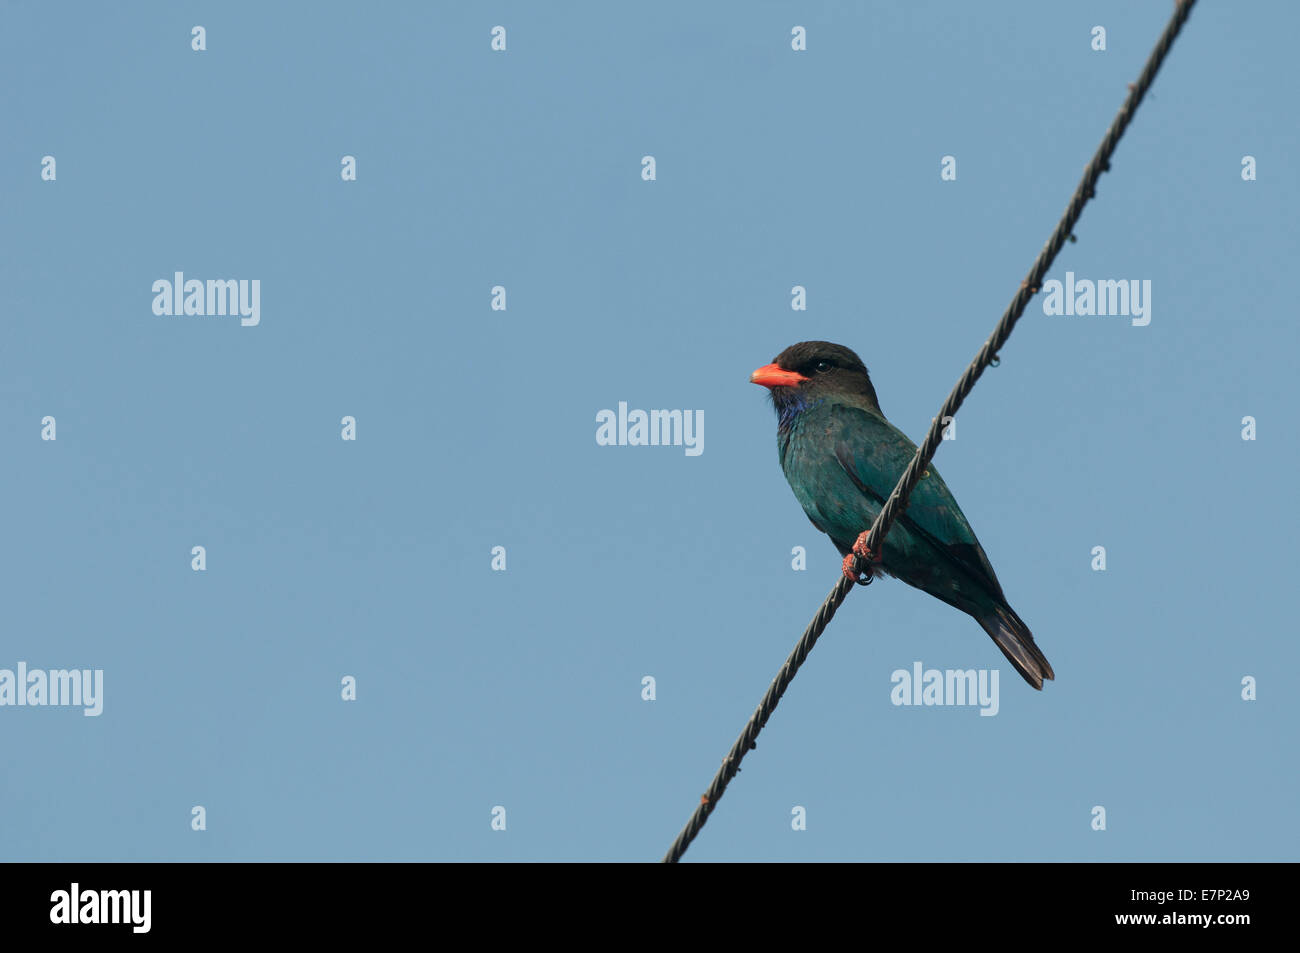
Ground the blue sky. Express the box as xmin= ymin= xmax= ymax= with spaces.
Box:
xmin=2 ymin=1 xmax=1296 ymax=862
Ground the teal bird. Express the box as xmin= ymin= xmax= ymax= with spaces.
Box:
xmin=751 ymin=341 xmax=1054 ymax=689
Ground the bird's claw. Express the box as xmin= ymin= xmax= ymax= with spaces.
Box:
xmin=841 ymin=532 xmax=882 ymax=586
xmin=842 ymin=552 xmax=872 ymax=585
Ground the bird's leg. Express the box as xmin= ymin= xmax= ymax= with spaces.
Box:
xmin=841 ymin=532 xmax=883 ymax=585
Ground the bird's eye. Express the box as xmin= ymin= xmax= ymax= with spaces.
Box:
xmin=814 ymin=361 xmax=832 ymax=373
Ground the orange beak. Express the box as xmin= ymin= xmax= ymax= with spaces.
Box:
xmin=749 ymin=363 xmax=809 ymax=388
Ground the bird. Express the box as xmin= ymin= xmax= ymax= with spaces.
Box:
xmin=750 ymin=341 xmax=1054 ymax=690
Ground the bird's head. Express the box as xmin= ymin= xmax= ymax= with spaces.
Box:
xmin=750 ymin=341 xmax=882 ymax=425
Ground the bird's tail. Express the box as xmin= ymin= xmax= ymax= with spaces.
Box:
xmin=978 ymin=604 xmax=1055 ymax=690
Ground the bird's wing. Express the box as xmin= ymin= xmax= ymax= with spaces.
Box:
xmin=829 ymin=403 xmax=1006 ymax=598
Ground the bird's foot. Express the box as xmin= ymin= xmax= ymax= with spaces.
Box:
xmin=841 ymin=552 xmax=870 ymax=585
xmin=841 ymin=532 xmax=882 ymax=586
xmin=852 ymin=531 xmax=883 ymax=564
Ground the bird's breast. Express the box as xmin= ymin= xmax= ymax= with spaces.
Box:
xmin=779 ymin=407 xmax=881 ymax=549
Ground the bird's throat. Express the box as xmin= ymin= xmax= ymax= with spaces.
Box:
xmin=773 ymin=389 xmax=820 ymax=434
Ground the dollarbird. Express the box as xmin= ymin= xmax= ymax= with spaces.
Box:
xmin=750 ymin=341 xmax=1054 ymax=689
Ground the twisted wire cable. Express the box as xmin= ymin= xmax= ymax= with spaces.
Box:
xmin=662 ymin=0 xmax=1198 ymax=863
